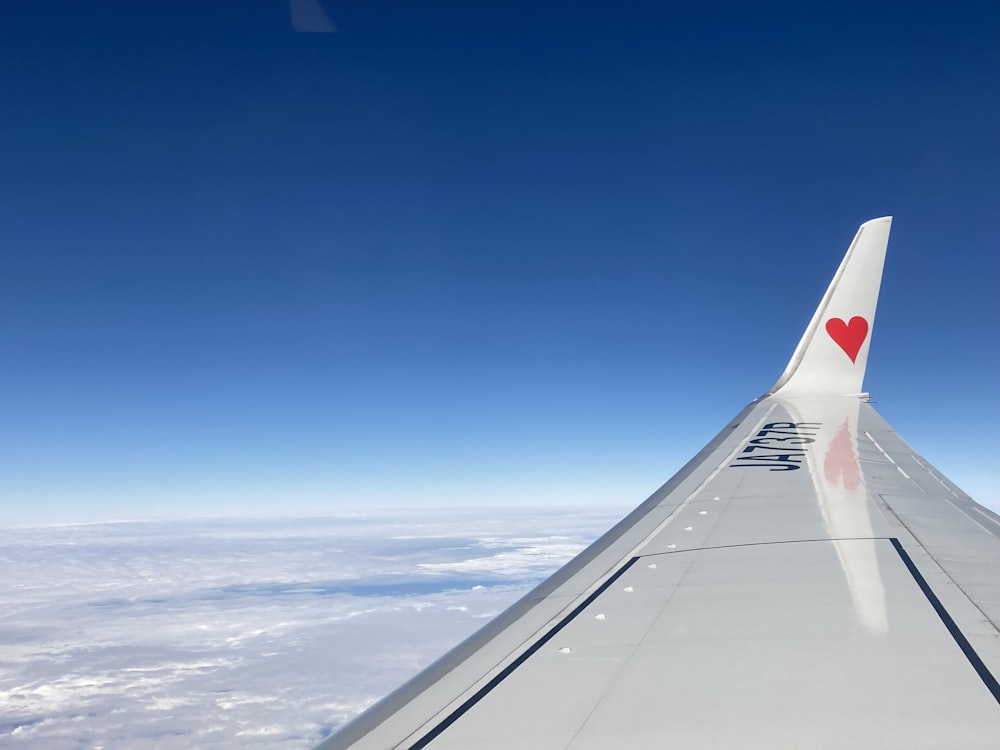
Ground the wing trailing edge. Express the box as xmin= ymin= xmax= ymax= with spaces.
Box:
xmin=770 ymin=216 xmax=892 ymax=397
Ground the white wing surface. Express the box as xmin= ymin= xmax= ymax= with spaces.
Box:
xmin=317 ymin=217 xmax=1000 ymax=749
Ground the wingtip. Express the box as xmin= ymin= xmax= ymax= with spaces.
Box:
xmin=769 ymin=217 xmax=892 ymax=397
xmin=862 ymin=216 xmax=893 ymax=227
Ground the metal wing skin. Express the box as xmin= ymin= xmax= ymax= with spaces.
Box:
xmin=317 ymin=217 xmax=1000 ymax=749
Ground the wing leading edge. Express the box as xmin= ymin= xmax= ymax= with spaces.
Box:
xmin=317 ymin=218 xmax=1000 ymax=749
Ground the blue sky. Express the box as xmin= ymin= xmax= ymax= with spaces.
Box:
xmin=1 ymin=1 xmax=998 ymax=521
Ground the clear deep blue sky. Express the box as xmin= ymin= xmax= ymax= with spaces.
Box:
xmin=1 ymin=1 xmax=998 ymax=521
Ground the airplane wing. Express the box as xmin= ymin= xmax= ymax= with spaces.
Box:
xmin=316 ymin=217 xmax=1000 ymax=749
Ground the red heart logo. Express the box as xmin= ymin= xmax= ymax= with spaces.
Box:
xmin=825 ymin=316 xmax=869 ymax=363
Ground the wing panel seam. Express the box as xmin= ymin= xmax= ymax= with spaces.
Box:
xmin=890 ymin=537 xmax=1000 ymax=706
xmin=404 ymin=557 xmax=641 ymax=749
xmin=407 ymin=537 xmax=1000 ymax=749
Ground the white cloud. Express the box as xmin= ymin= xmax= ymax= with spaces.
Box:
xmin=0 ymin=510 xmax=619 ymax=749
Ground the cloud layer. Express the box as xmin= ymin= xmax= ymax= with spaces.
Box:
xmin=0 ymin=510 xmax=620 ymax=749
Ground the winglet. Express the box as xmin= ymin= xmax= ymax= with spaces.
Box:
xmin=769 ymin=217 xmax=892 ymax=397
